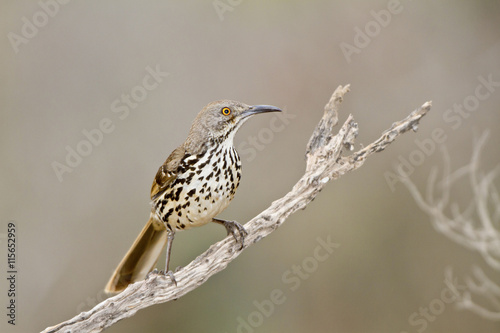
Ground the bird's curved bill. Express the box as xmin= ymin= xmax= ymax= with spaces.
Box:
xmin=243 ymin=105 xmax=282 ymax=117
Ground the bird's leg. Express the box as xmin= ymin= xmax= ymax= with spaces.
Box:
xmin=212 ymin=218 xmax=248 ymax=250
xmin=162 ymin=229 xmax=177 ymax=286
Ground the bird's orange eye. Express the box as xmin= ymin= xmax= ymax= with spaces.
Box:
xmin=221 ymin=107 xmax=231 ymax=116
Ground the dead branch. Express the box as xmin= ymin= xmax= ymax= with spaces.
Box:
xmin=41 ymin=85 xmax=431 ymax=333
xmin=402 ymin=131 xmax=500 ymax=320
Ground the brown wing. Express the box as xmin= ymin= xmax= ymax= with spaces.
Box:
xmin=150 ymin=146 xmax=186 ymax=201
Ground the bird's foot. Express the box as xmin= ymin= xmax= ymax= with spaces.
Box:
xmin=160 ymin=269 xmax=177 ymax=286
xmin=219 ymin=219 xmax=248 ymax=250
xmin=146 ymin=268 xmax=159 ymax=279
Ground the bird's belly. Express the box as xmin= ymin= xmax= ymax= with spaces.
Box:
xmin=161 ymin=182 xmax=235 ymax=230
xmin=154 ymin=149 xmax=241 ymax=231
xmin=184 ymin=191 xmax=232 ymax=227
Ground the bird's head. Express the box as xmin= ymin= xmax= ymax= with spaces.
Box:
xmin=186 ymin=100 xmax=282 ymax=149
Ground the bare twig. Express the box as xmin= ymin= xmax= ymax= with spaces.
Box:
xmin=402 ymin=131 xmax=500 ymax=321
xmin=41 ymin=85 xmax=432 ymax=333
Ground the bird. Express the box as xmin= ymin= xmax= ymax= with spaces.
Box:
xmin=104 ymin=100 xmax=282 ymax=293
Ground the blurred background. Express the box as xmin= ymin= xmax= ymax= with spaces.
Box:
xmin=1 ymin=1 xmax=500 ymax=332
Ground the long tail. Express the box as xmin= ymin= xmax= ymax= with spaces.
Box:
xmin=105 ymin=215 xmax=168 ymax=294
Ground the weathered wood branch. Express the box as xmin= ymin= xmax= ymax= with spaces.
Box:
xmin=401 ymin=130 xmax=500 ymax=320
xmin=41 ymin=85 xmax=431 ymax=333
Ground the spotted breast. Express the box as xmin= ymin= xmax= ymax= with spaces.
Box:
xmin=152 ymin=142 xmax=241 ymax=231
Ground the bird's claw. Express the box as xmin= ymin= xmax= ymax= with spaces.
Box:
xmin=160 ymin=270 xmax=177 ymax=286
xmin=223 ymin=220 xmax=248 ymax=250
xmin=146 ymin=268 xmax=159 ymax=279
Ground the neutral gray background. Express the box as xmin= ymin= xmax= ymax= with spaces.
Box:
xmin=1 ymin=1 xmax=499 ymax=332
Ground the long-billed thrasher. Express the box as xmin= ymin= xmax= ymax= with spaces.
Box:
xmin=105 ymin=100 xmax=281 ymax=293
